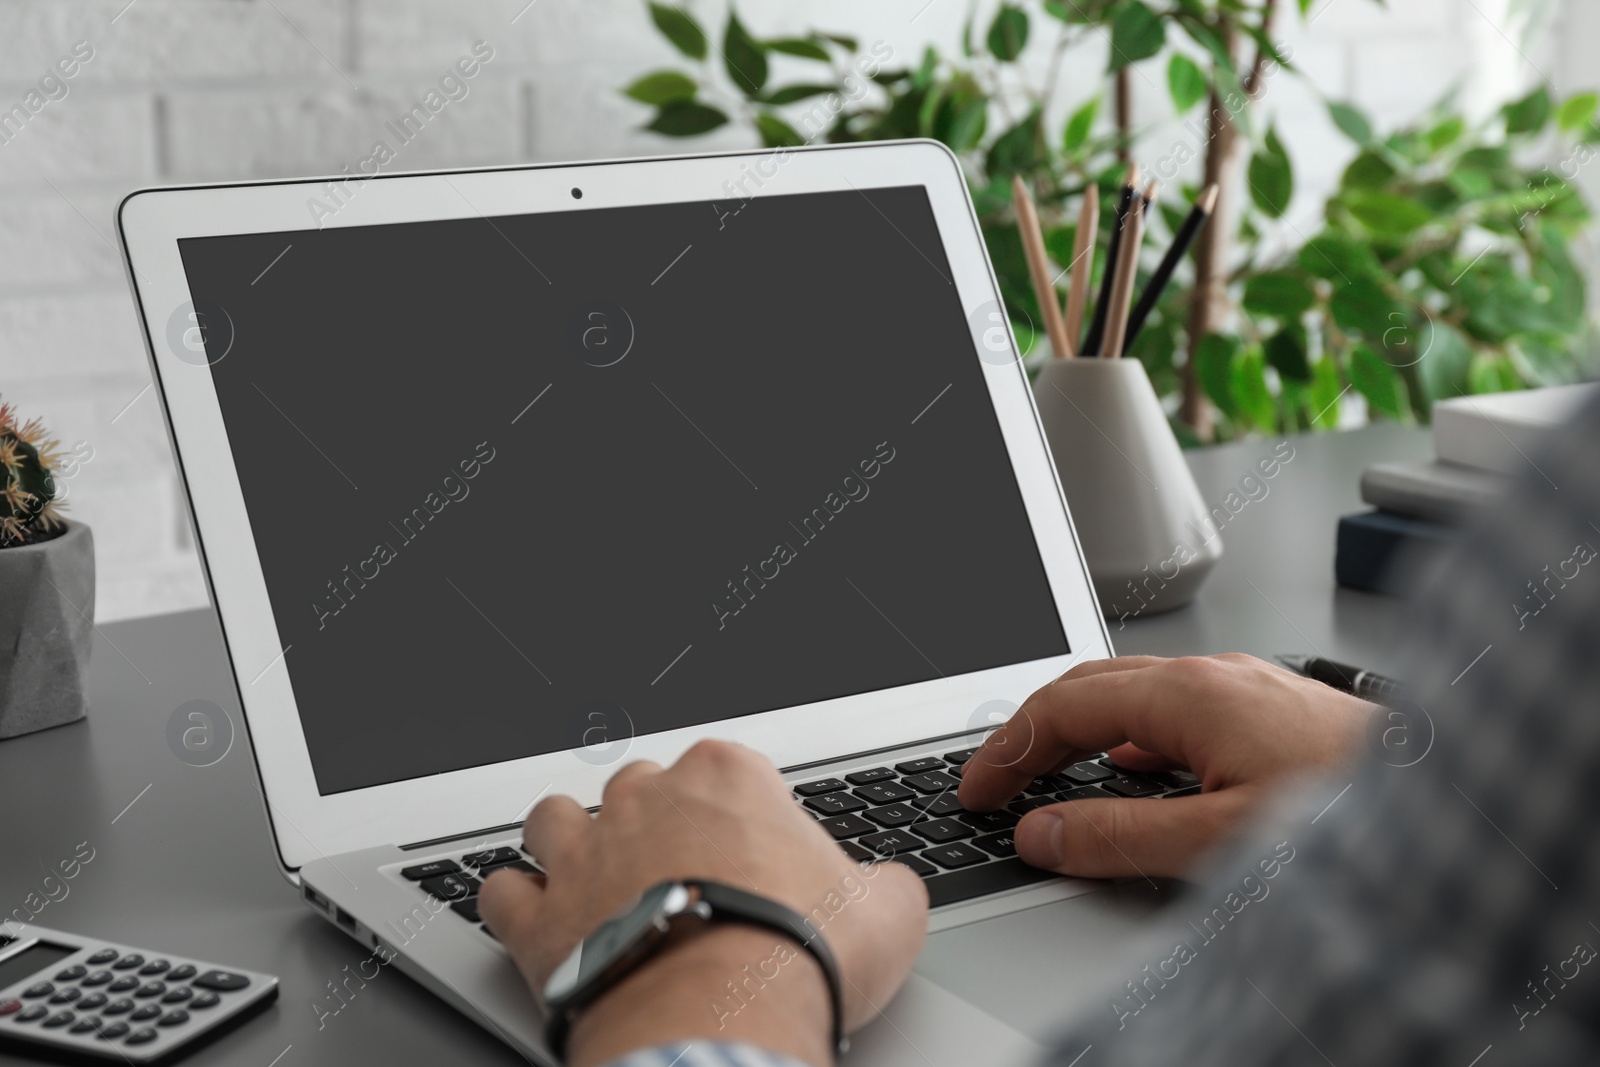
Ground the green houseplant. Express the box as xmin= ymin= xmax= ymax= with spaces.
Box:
xmin=621 ymin=1 xmax=1598 ymax=444
xmin=0 ymin=398 xmax=94 ymax=739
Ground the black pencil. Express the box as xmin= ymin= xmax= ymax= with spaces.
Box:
xmin=1081 ymin=165 xmax=1140 ymax=358
xmin=1125 ymin=184 xmax=1219 ymax=350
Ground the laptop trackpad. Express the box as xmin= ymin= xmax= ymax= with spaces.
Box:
xmin=914 ymin=881 xmax=1172 ymax=1042
xmin=843 ymin=971 xmax=1044 ymax=1067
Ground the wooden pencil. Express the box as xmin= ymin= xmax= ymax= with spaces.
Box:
xmin=1100 ymin=195 xmax=1145 ymax=361
xmin=1082 ymin=164 xmax=1140 ymax=357
xmin=1060 ymin=184 xmax=1099 ymax=359
xmin=1011 ymin=175 xmax=1073 ymax=361
xmin=1124 ymin=184 xmax=1219 ymax=350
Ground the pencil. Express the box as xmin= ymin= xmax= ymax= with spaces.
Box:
xmin=1060 ymin=184 xmax=1099 ymax=359
xmin=1124 ymin=184 xmax=1219 ymax=350
xmin=1011 ymin=175 xmax=1073 ymax=361
xmin=1141 ymin=179 xmax=1159 ymax=212
xmin=1082 ymin=164 xmax=1140 ymax=357
xmin=1100 ymin=196 xmax=1145 ymax=361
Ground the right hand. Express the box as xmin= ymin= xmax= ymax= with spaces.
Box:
xmin=956 ymin=654 xmax=1372 ymax=880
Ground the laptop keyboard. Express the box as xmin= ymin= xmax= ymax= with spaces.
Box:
xmin=392 ymin=749 xmax=1200 ymax=933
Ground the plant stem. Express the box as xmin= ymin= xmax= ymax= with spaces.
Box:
xmin=1114 ymin=67 xmax=1133 ymax=164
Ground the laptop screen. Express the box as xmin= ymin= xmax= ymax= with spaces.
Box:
xmin=176 ymin=183 xmax=1069 ymax=795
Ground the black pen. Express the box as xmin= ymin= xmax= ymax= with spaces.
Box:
xmin=1276 ymin=654 xmax=1403 ymax=703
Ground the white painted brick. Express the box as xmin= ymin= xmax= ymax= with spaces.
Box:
xmin=1304 ymin=0 xmax=1455 ymax=35
xmin=65 ymin=466 xmax=180 ymax=563
xmin=1349 ymin=40 xmax=1476 ymax=124
xmin=0 ymin=294 xmax=149 ymax=383
xmin=95 ymin=553 xmax=208 ymax=623
xmin=0 ymin=190 xmax=124 ymax=286
xmin=163 ymin=79 xmax=521 ymax=180
xmin=0 ymin=93 xmax=153 ymax=184
xmin=94 ymin=376 xmax=179 ymax=473
xmin=355 ymin=0 xmax=661 ymax=75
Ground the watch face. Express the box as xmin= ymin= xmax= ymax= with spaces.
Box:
xmin=544 ymin=882 xmax=690 ymax=1005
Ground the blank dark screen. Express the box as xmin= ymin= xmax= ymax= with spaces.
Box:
xmin=0 ymin=943 xmax=76 ymax=991
xmin=177 ymin=183 xmax=1068 ymax=794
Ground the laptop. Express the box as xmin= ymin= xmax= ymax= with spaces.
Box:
xmin=117 ymin=141 xmax=1182 ymax=1064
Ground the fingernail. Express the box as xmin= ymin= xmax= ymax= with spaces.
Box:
xmin=1017 ymin=811 xmax=1063 ymax=867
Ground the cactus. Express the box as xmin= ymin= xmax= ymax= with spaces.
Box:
xmin=0 ymin=398 xmax=65 ymax=548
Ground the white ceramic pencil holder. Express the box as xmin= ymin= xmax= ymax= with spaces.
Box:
xmin=1031 ymin=357 xmax=1222 ymax=623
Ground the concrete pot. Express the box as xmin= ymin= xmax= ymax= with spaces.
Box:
xmin=0 ymin=522 xmax=94 ymax=739
xmin=1032 ymin=359 xmax=1221 ymax=622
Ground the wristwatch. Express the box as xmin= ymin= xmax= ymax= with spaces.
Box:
xmin=541 ymin=879 xmax=847 ymax=1062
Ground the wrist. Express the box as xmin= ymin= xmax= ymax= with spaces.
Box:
xmin=565 ymin=924 xmax=833 ymax=1067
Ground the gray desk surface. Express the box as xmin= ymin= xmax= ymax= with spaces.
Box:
xmin=0 ymin=424 xmax=1431 ymax=1066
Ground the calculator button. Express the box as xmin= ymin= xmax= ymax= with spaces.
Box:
xmin=189 ymin=991 xmax=221 ymax=1010
xmin=193 ymin=970 xmax=252 ymax=992
xmin=54 ymin=964 xmax=88 ymax=981
xmin=161 ymin=986 xmax=193 ymax=1004
xmin=158 ymin=1009 xmax=189 ymax=1027
xmin=0 ymin=999 xmax=18 ymax=1016
xmin=126 ymin=1026 xmax=159 ymax=1044
xmin=97 ymin=1021 xmax=130 ymax=1039
xmin=49 ymin=987 xmax=82 ymax=1003
xmin=399 ymin=859 xmax=460 ymax=881
xmin=165 ymin=964 xmax=197 ymax=981
xmin=22 ymin=982 xmax=53 ymax=999
xmin=138 ymin=958 xmax=171 ymax=976
xmin=71 ymin=1015 xmax=102 ymax=1034
xmin=134 ymin=982 xmax=166 ymax=999
xmin=15 ymin=1004 xmax=47 ymax=1022
xmin=82 ymin=969 xmax=114 ymax=986
xmin=103 ymin=998 xmax=134 ymax=1015
xmin=86 ymin=949 xmax=119 ymax=965
xmin=130 ymin=1004 xmax=162 ymax=1022
xmin=78 ymin=993 xmax=108 ymax=1010
xmin=43 ymin=1010 xmax=75 ymax=1028
xmin=112 ymin=953 xmax=145 ymax=970
xmin=108 ymin=976 xmax=140 ymax=992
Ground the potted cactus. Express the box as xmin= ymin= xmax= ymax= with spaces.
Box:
xmin=0 ymin=398 xmax=94 ymax=739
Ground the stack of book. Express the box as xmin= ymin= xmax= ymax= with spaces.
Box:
xmin=1337 ymin=383 xmax=1597 ymax=594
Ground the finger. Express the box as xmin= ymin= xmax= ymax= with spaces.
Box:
xmin=522 ymin=795 xmax=593 ymax=874
xmin=1103 ymin=742 xmax=1181 ymax=773
xmin=601 ymin=759 xmax=662 ymax=806
xmin=477 ymin=866 xmax=547 ymax=984
xmin=958 ymin=661 xmax=1198 ymax=811
xmin=1013 ymin=788 xmax=1257 ymax=879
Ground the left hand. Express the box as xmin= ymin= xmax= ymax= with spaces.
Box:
xmin=478 ymin=739 xmax=929 ymax=1067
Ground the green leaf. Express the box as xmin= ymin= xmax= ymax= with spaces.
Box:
xmin=1307 ymin=353 xmax=1343 ymax=429
xmin=1329 ymin=274 xmax=1403 ymax=340
xmin=821 ymin=32 xmax=858 ymax=50
xmin=1248 ymin=126 xmax=1293 ymax=218
xmin=1242 ymin=270 xmax=1315 ymax=319
xmin=987 ymin=4 xmax=1030 ymax=61
xmin=1344 ymin=190 xmax=1433 ymax=235
xmin=1558 ymin=92 xmax=1600 ymax=132
xmin=1503 ymin=86 xmax=1552 ymax=135
xmin=649 ymin=2 xmax=707 ymax=60
xmin=723 ymin=11 xmax=769 ymax=97
xmin=1340 ymin=150 xmax=1398 ymax=191
xmin=1231 ymin=347 xmax=1278 ymax=432
xmin=767 ymin=36 xmax=830 ymax=61
xmin=947 ymin=96 xmax=988 ymax=153
xmin=1327 ymin=101 xmax=1373 ymax=146
xmin=646 ymin=100 xmax=729 ymax=136
xmin=623 ymin=70 xmax=698 ymax=105
xmin=754 ymin=112 xmax=804 ymax=147
xmin=1168 ymin=53 xmax=1207 ymax=114
xmin=1350 ymin=343 xmax=1408 ymax=419
xmin=1265 ymin=327 xmax=1312 ymax=382
xmin=1468 ymin=353 xmax=1522 ymax=395
xmin=985 ymin=108 xmax=1044 ymax=178
xmin=913 ymin=46 xmax=939 ymax=90
xmin=1063 ymin=96 xmax=1100 ymax=152
xmin=763 ymin=83 xmax=834 ymax=105
xmin=1109 ymin=1 xmax=1165 ymax=71
xmin=1425 ymin=116 xmax=1466 ymax=152
xmin=1195 ymin=333 xmax=1240 ymax=417
xmin=1417 ymin=320 xmax=1474 ymax=403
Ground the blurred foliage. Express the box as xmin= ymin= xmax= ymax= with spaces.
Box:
xmin=623 ymin=1 xmax=1600 ymax=443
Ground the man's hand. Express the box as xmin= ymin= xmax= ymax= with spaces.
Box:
xmin=477 ymin=739 xmax=928 ymax=1067
xmin=957 ymin=655 xmax=1371 ymax=880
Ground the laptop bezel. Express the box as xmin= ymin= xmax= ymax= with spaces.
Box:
xmin=117 ymin=140 xmax=1114 ymax=873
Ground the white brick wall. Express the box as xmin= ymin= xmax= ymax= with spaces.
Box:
xmin=0 ymin=0 xmax=1585 ymax=622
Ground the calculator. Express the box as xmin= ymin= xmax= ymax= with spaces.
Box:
xmin=0 ymin=922 xmax=278 ymax=1063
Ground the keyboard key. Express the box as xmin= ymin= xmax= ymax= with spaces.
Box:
xmin=43 ymin=1010 xmax=74 ymax=1028
xmin=958 ymin=810 xmax=1019 ymax=833
xmin=1007 ymin=796 xmax=1056 ymax=816
xmin=973 ymin=832 xmax=1018 ymax=857
xmin=903 ymin=770 xmax=961 ymax=794
xmin=400 ymin=859 xmax=461 ymax=881
xmin=1024 ymin=776 xmax=1065 ymax=796
xmin=943 ymin=748 xmax=980 ymax=766
xmin=450 ymin=898 xmax=482 ymax=923
xmin=193 ymin=970 xmax=252 ymax=992
xmin=1102 ymin=776 xmax=1164 ymax=798
xmin=97 ymin=1021 xmax=130 ymax=1039
xmin=814 ymin=813 xmax=873 ymax=840
xmin=480 ymin=859 xmax=540 ymax=878
xmin=82 ymin=970 xmax=113 ymax=987
xmin=838 ymin=841 xmax=876 ymax=864
xmin=924 ymin=857 xmax=1057 ymax=906
xmin=127 ymin=1026 xmax=159 ymax=1045
xmin=22 ymin=982 xmax=52 ymax=999
xmin=15 ymin=1005 xmax=47 ymax=1023
xmin=803 ymin=792 xmax=867 ymax=815
xmin=166 ymin=965 xmax=197 ymax=981
xmin=130 ymin=1004 xmax=162 ymax=1021
xmin=858 ymin=830 xmax=924 ymax=856
xmin=894 ymin=758 xmax=944 ymax=775
xmin=49 ymin=987 xmax=81 ymax=1004
xmin=1163 ymin=785 xmax=1203 ymax=798
xmin=78 ymin=993 xmax=107 ymax=1010
xmin=1060 ymin=761 xmax=1115 ymax=785
xmin=70 ymin=1015 xmax=101 ymax=1034
xmin=1148 ymin=770 xmax=1200 ymax=789
xmin=893 ymin=854 xmax=939 ymax=877
xmin=461 ymin=846 xmax=521 ymax=869
xmin=909 ymin=818 xmax=974 ymax=844
xmin=138 ymin=959 xmax=171 ymax=976
xmin=55 ymin=965 xmax=88 ymax=982
xmin=103 ymin=999 xmax=134 ymax=1016
xmin=86 ymin=949 xmax=118 ymax=965
xmin=420 ymin=873 xmax=481 ymax=901
xmin=161 ymin=987 xmax=193 ymax=1004
xmin=108 ymin=976 xmax=140 ymax=993
xmin=190 ymin=992 xmax=221 ymax=1010
xmin=159 ymin=1009 xmax=190 ymax=1027
xmin=1057 ymin=786 xmax=1109 ymax=802
xmin=922 ymin=843 xmax=988 ymax=869
xmin=794 ymin=778 xmax=847 ymax=797
xmin=853 ymin=781 xmax=915 ymax=804
xmin=844 ymin=767 xmax=896 ymax=786
xmin=112 ymin=954 xmax=145 ymax=971
xmin=862 ymin=804 xmax=921 ymax=828
xmin=911 ymin=793 xmax=966 ymax=817
xmin=134 ymin=983 xmax=166 ymax=1000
